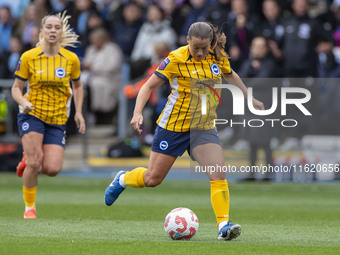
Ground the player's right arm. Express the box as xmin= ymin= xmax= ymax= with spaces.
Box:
xmin=131 ymin=74 xmax=164 ymax=134
xmin=12 ymin=52 xmax=35 ymax=113
xmin=11 ymin=78 xmax=35 ymax=113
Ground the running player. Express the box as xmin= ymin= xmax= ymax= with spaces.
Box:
xmin=11 ymin=12 xmax=86 ymax=219
xmin=105 ymin=22 xmax=264 ymax=240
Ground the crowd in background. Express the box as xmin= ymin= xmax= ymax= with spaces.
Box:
xmin=1 ymin=0 xmax=340 ymax=150
xmin=1 ymin=0 xmax=340 ymax=77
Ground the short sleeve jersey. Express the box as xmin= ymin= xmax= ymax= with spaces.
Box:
xmin=154 ymin=45 xmax=232 ymax=132
xmin=15 ymin=46 xmax=81 ymax=125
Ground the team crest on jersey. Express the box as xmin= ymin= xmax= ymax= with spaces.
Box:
xmin=55 ymin=67 xmax=66 ymax=78
xmin=158 ymin=58 xmax=170 ymax=70
xmin=16 ymin=60 xmax=22 ymax=71
xmin=159 ymin=140 xmax=168 ymax=150
xmin=211 ymin=63 xmax=220 ymax=76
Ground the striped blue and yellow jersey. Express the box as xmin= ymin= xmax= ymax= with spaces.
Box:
xmin=154 ymin=45 xmax=232 ymax=132
xmin=15 ymin=46 xmax=81 ymax=125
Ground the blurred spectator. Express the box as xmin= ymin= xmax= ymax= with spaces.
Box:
xmin=205 ymin=0 xmax=231 ymax=29
xmin=0 ymin=5 xmax=12 ymax=78
xmin=331 ymin=2 xmax=340 ymax=66
xmin=247 ymin=0 xmax=264 ymax=16
xmin=7 ymin=35 xmax=23 ymax=75
xmin=158 ymin=0 xmax=189 ymax=38
xmin=227 ymin=0 xmax=259 ymax=71
xmin=134 ymin=0 xmax=152 ymax=18
xmin=0 ymin=54 xmax=8 ymax=78
xmin=314 ymin=2 xmax=340 ymax=77
xmin=130 ymin=4 xmax=177 ymax=79
xmin=0 ymin=35 xmax=23 ymax=79
xmin=65 ymin=0 xmax=97 ymax=34
xmin=238 ymin=36 xmax=279 ymax=78
xmin=97 ymin=0 xmax=124 ymax=24
xmin=238 ymin=36 xmax=279 ymax=180
xmin=179 ymin=0 xmax=210 ymax=45
xmin=81 ymin=11 xmax=106 ymax=50
xmin=32 ymin=0 xmax=53 ymax=13
xmin=0 ymin=6 xmax=17 ymax=55
xmin=281 ymin=0 xmax=334 ymax=77
xmin=17 ymin=3 xmax=46 ymax=45
xmin=276 ymin=0 xmax=335 ymax=147
xmin=260 ymin=0 xmax=284 ymax=66
xmin=87 ymin=11 xmax=106 ymax=31
xmin=111 ymin=2 xmax=143 ymax=58
xmin=64 ymin=0 xmax=98 ymax=56
xmin=50 ymin=0 xmax=70 ymax=12
xmin=23 ymin=25 xmax=39 ymax=52
xmin=83 ymin=28 xmax=123 ymax=125
xmin=307 ymin=0 xmax=328 ymax=18
xmin=0 ymin=0 xmax=29 ymax=19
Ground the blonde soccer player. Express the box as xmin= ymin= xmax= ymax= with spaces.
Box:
xmin=11 ymin=12 xmax=86 ymax=219
xmin=105 ymin=22 xmax=264 ymax=240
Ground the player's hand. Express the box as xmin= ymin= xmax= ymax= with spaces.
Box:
xmin=74 ymin=112 xmax=86 ymax=134
xmin=21 ymin=100 xmax=35 ymax=113
xmin=252 ymin=97 xmax=264 ymax=110
xmin=130 ymin=113 xmax=143 ymax=134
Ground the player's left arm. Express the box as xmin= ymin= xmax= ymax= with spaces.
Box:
xmin=71 ymin=79 xmax=86 ymax=134
xmin=131 ymin=74 xmax=165 ymax=134
xmin=223 ymin=71 xmax=264 ymax=110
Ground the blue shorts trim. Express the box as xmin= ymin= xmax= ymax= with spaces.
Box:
xmin=17 ymin=113 xmax=66 ymax=148
xmin=151 ymin=126 xmax=221 ymax=159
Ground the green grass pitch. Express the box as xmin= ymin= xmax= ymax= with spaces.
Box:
xmin=0 ymin=172 xmax=339 ymax=255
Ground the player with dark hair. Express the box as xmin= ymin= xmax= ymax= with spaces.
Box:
xmin=105 ymin=22 xmax=264 ymax=240
xmin=11 ymin=12 xmax=86 ymax=219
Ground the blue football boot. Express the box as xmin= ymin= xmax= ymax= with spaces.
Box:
xmin=218 ymin=221 xmax=241 ymax=241
xmin=105 ymin=171 xmax=126 ymax=206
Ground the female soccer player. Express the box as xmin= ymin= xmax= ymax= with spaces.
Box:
xmin=11 ymin=12 xmax=86 ymax=219
xmin=105 ymin=22 xmax=264 ymax=240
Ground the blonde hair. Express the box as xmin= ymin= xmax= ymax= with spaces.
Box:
xmin=188 ymin=22 xmax=227 ymax=62
xmin=37 ymin=12 xmax=79 ymax=48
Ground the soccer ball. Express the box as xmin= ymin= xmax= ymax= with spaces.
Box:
xmin=164 ymin=207 xmax=199 ymax=240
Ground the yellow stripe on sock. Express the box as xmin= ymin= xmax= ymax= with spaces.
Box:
xmin=124 ymin=167 xmax=147 ymax=188
xmin=23 ymin=186 xmax=37 ymax=208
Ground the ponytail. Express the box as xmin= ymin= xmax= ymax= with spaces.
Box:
xmin=206 ymin=22 xmax=227 ymax=62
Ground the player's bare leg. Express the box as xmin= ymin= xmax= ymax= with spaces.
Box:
xmin=142 ymin=152 xmax=177 ymax=187
xmin=192 ymin=143 xmax=241 ymax=241
xmin=41 ymin=144 xmax=64 ymax=177
xmin=21 ymin=132 xmax=44 ymax=219
xmin=105 ymin=152 xmax=177 ymax=205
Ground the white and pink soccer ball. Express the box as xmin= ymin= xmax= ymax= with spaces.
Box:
xmin=164 ymin=207 xmax=199 ymax=240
